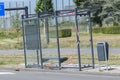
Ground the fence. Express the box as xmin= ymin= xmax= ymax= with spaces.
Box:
xmin=0 ymin=0 xmax=76 ymax=29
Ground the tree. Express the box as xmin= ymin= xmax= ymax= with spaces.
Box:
xmin=73 ymin=0 xmax=120 ymax=26
xmin=35 ymin=0 xmax=54 ymax=13
xmin=35 ymin=0 xmax=54 ymax=44
xmin=73 ymin=0 xmax=85 ymax=8
xmin=73 ymin=0 xmax=105 ymax=27
xmin=100 ymin=0 xmax=120 ymax=26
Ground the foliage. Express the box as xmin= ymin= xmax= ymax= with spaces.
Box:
xmin=73 ymin=0 xmax=104 ymax=27
xmin=73 ymin=0 xmax=120 ymax=27
xmin=11 ymin=12 xmax=21 ymax=29
xmin=58 ymin=21 xmax=75 ymax=27
xmin=93 ymin=26 xmax=120 ymax=34
xmin=11 ymin=12 xmax=22 ymax=44
xmin=35 ymin=0 xmax=54 ymax=13
xmin=100 ymin=0 xmax=120 ymax=26
xmin=35 ymin=0 xmax=54 ymax=44
xmin=58 ymin=29 xmax=72 ymax=38
xmin=49 ymin=29 xmax=72 ymax=38
xmin=73 ymin=0 xmax=85 ymax=8
xmin=0 ymin=29 xmax=22 ymax=39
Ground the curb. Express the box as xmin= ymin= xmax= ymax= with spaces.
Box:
xmin=0 ymin=67 xmax=120 ymax=77
xmin=19 ymin=68 xmax=120 ymax=77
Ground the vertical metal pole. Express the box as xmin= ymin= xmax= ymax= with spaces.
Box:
xmin=68 ymin=0 xmax=71 ymax=20
xmin=22 ymin=1 xmax=24 ymax=8
xmin=21 ymin=4 xmax=28 ymax=68
xmin=62 ymin=0 xmax=64 ymax=21
xmin=9 ymin=2 xmax=11 ymax=27
xmin=22 ymin=1 xmax=24 ymax=14
xmin=104 ymin=42 xmax=108 ymax=71
xmin=44 ymin=0 xmax=49 ymax=44
xmin=21 ymin=15 xmax=27 ymax=68
xmin=36 ymin=50 xmax=40 ymax=66
xmin=3 ymin=16 xmax=5 ymax=28
xmin=75 ymin=8 xmax=81 ymax=71
xmin=25 ymin=6 xmax=28 ymax=18
xmin=56 ymin=0 xmax=57 ymax=10
xmin=55 ymin=11 xmax=61 ymax=70
xmin=45 ymin=18 xmax=49 ymax=44
xmin=98 ymin=61 xmax=101 ymax=70
xmin=37 ymin=15 xmax=43 ymax=69
xmin=88 ymin=12 xmax=95 ymax=69
xmin=29 ymin=1 xmax=31 ymax=14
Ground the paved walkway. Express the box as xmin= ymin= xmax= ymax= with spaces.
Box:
xmin=0 ymin=64 xmax=120 ymax=76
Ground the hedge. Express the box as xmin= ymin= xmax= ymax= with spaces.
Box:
xmin=93 ymin=26 xmax=120 ymax=34
xmin=0 ymin=29 xmax=22 ymax=39
xmin=49 ymin=29 xmax=72 ymax=38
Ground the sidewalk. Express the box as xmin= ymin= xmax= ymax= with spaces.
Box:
xmin=0 ymin=64 xmax=120 ymax=76
xmin=83 ymin=65 xmax=120 ymax=76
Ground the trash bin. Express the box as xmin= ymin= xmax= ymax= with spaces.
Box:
xmin=97 ymin=42 xmax=109 ymax=61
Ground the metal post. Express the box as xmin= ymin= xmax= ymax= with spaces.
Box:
xmin=21 ymin=15 xmax=27 ymax=68
xmin=44 ymin=0 xmax=49 ymax=44
xmin=98 ymin=61 xmax=101 ymax=70
xmin=56 ymin=0 xmax=57 ymax=10
xmin=88 ymin=11 xmax=95 ymax=69
xmin=9 ymin=2 xmax=12 ymax=27
xmin=55 ymin=11 xmax=61 ymax=70
xmin=36 ymin=50 xmax=40 ymax=66
xmin=68 ymin=0 xmax=71 ymax=21
xmin=25 ymin=6 xmax=28 ymax=18
xmin=62 ymin=0 xmax=64 ymax=21
xmin=37 ymin=15 xmax=43 ymax=69
xmin=75 ymin=8 xmax=81 ymax=71
xmin=45 ymin=18 xmax=49 ymax=44
xmin=104 ymin=42 xmax=109 ymax=71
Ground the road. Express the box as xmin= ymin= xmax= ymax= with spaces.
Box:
xmin=0 ymin=48 xmax=120 ymax=54
xmin=0 ymin=71 xmax=120 ymax=80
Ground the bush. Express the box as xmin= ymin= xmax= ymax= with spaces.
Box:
xmin=49 ymin=29 xmax=72 ymax=38
xmin=93 ymin=26 xmax=120 ymax=34
xmin=0 ymin=32 xmax=7 ymax=39
xmin=0 ymin=29 xmax=22 ymax=39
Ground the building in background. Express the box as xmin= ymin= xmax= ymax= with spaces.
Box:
xmin=0 ymin=0 xmax=75 ymax=28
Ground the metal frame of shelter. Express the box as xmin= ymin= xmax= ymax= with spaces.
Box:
xmin=5 ymin=6 xmax=28 ymax=18
xmin=22 ymin=7 xmax=100 ymax=71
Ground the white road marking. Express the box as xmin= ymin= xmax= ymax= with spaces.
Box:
xmin=0 ymin=72 xmax=15 ymax=75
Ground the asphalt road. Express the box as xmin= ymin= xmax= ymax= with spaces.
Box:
xmin=0 ymin=48 xmax=120 ymax=54
xmin=0 ymin=71 xmax=120 ymax=80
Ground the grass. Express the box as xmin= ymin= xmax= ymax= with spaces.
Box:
xmin=0 ymin=53 xmax=120 ymax=66
xmin=0 ymin=38 xmax=22 ymax=49
xmin=42 ymin=53 xmax=120 ymax=65
xmin=0 ymin=28 xmax=120 ymax=49
xmin=0 ymin=54 xmax=24 ymax=65
xmin=0 ymin=29 xmax=22 ymax=49
xmin=41 ymin=32 xmax=120 ymax=48
xmin=0 ymin=29 xmax=119 ymax=66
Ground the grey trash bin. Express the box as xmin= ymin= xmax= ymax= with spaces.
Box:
xmin=97 ymin=42 xmax=109 ymax=61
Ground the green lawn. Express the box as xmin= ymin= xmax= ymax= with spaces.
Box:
xmin=0 ymin=53 xmax=120 ymax=66
xmin=0 ymin=29 xmax=120 ymax=49
xmin=41 ymin=33 xmax=120 ymax=48
xmin=0 ymin=29 xmax=120 ymax=66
